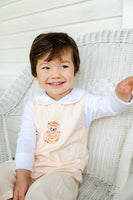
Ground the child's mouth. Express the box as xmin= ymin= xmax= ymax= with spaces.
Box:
xmin=48 ymin=82 xmax=64 ymax=86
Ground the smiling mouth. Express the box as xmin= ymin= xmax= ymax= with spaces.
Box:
xmin=48 ymin=82 xmax=64 ymax=86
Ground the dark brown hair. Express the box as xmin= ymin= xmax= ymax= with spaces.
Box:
xmin=29 ymin=32 xmax=80 ymax=77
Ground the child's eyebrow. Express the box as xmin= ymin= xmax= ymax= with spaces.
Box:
xmin=38 ymin=63 xmax=47 ymax=68
xmin=60 ymin=59 xmax=71 ymax=64
xmin=38 ymin=58 xmax=72 ymax=67
xmin=38 ymin=60 xmax=48 ymax=66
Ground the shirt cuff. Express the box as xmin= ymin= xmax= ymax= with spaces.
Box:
xmin=110 ymin=91 xmax=133 ymax=114
xmin=15 ymin=153 xmax=34 ymax=171
xmin=114 ymin=91 xmax=133 ymax=105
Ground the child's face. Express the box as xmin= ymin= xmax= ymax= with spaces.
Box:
xmin=36 ymin=48 xmax=76 ymax=100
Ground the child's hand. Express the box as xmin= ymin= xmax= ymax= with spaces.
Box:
xmin=115 ymin=76 xmax=133 ymax=102
xmin=13 ymin=169 xmax=31 ymax=200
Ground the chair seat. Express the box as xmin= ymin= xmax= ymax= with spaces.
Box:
xmin=78 ymin=174 xmax=119 ymax=200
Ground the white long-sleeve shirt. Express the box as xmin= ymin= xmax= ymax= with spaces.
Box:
xmin=15 ymin=88 xmax=133 ymax=171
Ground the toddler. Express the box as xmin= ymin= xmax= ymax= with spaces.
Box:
xmin=0 ymin=32 xmax=133 ymax=200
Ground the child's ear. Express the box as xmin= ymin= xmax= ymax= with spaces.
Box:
xmin=74 ymin=73 xmax=77 ymax=77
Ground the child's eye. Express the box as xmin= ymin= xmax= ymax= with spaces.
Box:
xmin=42 ymin=66 xmax=50 ymax=70
xmin=61 ymin=65 xmax=68 ymax=69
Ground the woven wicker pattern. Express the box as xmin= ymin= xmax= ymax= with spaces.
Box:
xmin=78 ymin=174 xmax=118 ymax=200
xmin=0 ymin=29 xmax=133 ymax=199
xmin=0 ymin=115 xmax=11 ymax=162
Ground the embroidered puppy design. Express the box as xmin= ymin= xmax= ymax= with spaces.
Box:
xmin=43 ymin=121 xmax=61 ymax=144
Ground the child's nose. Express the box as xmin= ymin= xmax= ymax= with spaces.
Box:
xmin=51 ymin=67 xmax=60 ymax=77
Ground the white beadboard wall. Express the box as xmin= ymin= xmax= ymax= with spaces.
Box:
xmin=0 ymin=0 xmax=122 ymax=96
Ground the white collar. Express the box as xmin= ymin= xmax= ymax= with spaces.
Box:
xmin=34 ymin=88 xmax=85 ymax=105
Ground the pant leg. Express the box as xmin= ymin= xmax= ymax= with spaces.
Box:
xmin=0 ymin=160 xmax=16 ymax=200
xmin=25 ymin=172 xmax=79 ymax=200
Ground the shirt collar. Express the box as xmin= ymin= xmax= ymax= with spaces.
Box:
xmin=34 ymin=88 xmax=85 ymax=105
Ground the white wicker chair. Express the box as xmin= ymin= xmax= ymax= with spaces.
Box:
xmin=0 ymin=29 xmax=133 ymax=200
